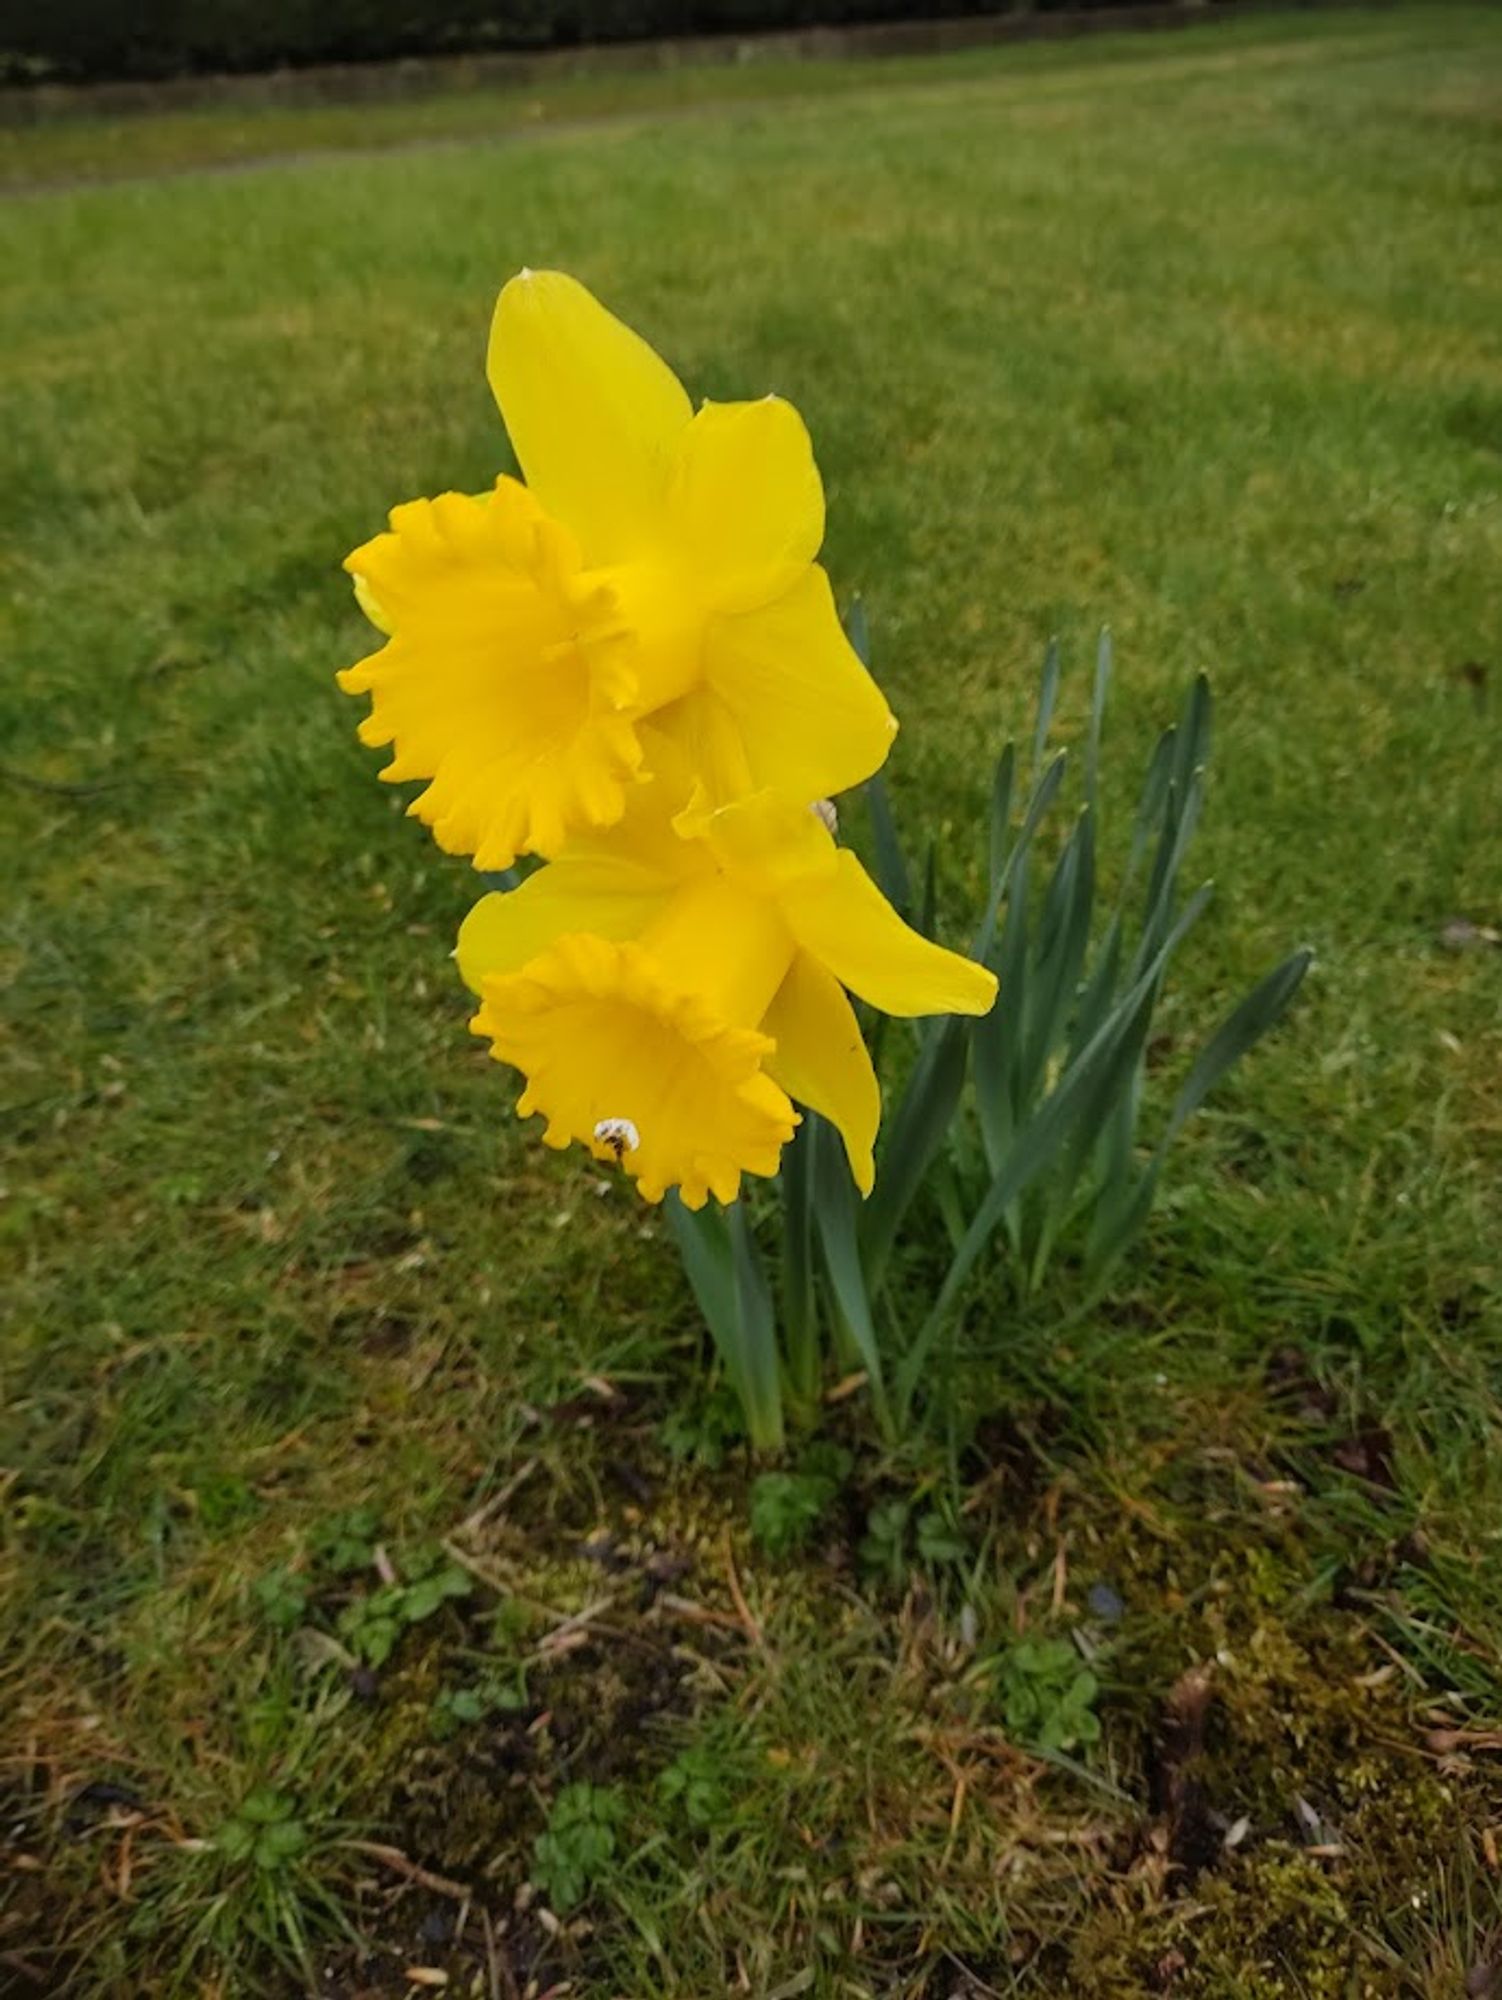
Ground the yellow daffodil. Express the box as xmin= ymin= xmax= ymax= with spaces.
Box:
xmin=455 ymin=753 xmax=997 ymax=1209
xmin=340 ymin=269 xmax=896 ymax=870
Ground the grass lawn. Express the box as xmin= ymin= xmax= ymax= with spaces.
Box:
xmin=4 ymin=6 xmax=1502 ymax=1993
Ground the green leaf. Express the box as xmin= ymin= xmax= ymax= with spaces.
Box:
xmin=216 ymin=1818 xmax=256 ymax=1863
xmin=1018 ymin=808 xmax=1095 ymax=1105
xmin=1119 ymin=723 xmax=1177 ymax=912
xmin=1031 ymin=635 xmax=1061 ymax=778
xmin=1066 ymin=909 xmax=1124 ymax=1063
xmin=750 ymin=1468 xmax=837 ymax=1556
xmin=858 ymin=1497 xmax=911 ymax=1584
xmin=917 ymin=839 xmax=938 ymax=942
xmin=728 ymin=1202 xmax=784 ymax=1454
xmin=533 ymin=1783 xmax=626 ymax=1913
xmin=667 ymin=1194 xmax=783 ymax=1452
xmin=1160 ymin=945 xmax=1312 ymax=1157
xmin=1085 ymin=627 xmax=1112 ymax=817
xmin=254 ymin=1820 xmax=308 ymax=1870
xmin=864 ymin=770 xmax=911 ymax=921
xmin=972 ymin=749 xmax=1067 ymax=962
xmin=974 ymin=848 xmax=1030 ymax=1177
xmin=778 ymin=1116 xmax=818 ymax=1408
xmin=1169 ymin=671 xmax=1213 ymax=804
xmin=1086 ymin=945 xmax=1313 ymax=1278
xmin=240 ymin=1787 xmax=291 ymax=1826
xmin=860 ymin=1015 xmax=970 ymax=1292
xmin=812 ymin=1117 xmax=889 ymax=1430
xmin=987 ymin=741 xmax=1017 ymax=902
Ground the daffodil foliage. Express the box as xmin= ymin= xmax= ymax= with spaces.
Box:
xmin=339 ymin=279 xmax=1305 ymax=1452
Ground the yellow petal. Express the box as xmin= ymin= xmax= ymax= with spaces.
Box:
xmin=456 ymin=858 xmax=675 ymax=997
xmin=694 ymin=787 xmax=838 ymax=900
xmin=643 ymin=689 xmax=755 ymax=807
xmin=781 ymin=850 xmax=999 ymax=1020
xmin=763 ymin=953 xmax=878 ymax=1196
xmin=488 ymin=270 xmax=692 ymax=566
xmin=351 ymin=571 xmax=391 ymax=635
xmin=702 ymin=568 xmax=897 ymax=803
xmin=664 ymin=396 xmax=824 ymax=614
xmin=472 ymin=934 xmax=797 ymax=1210
xmin=339 ymin=480 xmax=643 ymax=869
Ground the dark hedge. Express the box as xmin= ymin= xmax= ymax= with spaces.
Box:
xmin=2 ymin=0 xmax=1220 ymax=87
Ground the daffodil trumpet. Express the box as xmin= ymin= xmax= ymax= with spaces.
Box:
xmin=340 ymin=270 xmax=896 ymax=872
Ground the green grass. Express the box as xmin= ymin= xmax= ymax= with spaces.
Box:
xmin=4 ymin=7 xmax=1502 ymax=1993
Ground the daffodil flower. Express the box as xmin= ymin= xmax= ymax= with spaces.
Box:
xmin=340 ymin=270 xmax=896 ymax=871
xmin=455 ymin=757 xmax=997 ymax=1209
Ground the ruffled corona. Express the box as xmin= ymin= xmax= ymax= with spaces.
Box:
xmin=340 ymin=271 xmax=896 ymax=866
xmin=472 ymin=933 xmax=798 ymax=1210
xmin=341 ymin=481 xmax=644 ymax=868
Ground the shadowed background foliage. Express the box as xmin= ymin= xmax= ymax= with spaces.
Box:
xmin=5 ymin=0 xmax=1235 ymax=86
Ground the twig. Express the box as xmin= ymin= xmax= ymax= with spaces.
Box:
xmin=723 ymin=1534 xmax=766 ymax=1652
xmin=456 ymin=1458 xmax=540 ymax=1541
xmin=529 ymin=1594 xmax=620 ymax=1662
xmin=657 ymin=1592 xmax=748 ymax=1634
xmin=339 ymin=1840 xmax=470 ymax=1901
xmin=482 ymin=1908 xmax=519 ymax=2000
xmin=440 ymin=1540 xmax=665 ymax=1658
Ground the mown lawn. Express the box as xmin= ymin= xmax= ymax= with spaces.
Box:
xmin=3 ymin=8 xmax=1501 ymax=1994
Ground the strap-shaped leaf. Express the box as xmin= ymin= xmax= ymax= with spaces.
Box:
xmin=971 ymin=750 xmax=1066 ymax=961
xmin=974 ymin=850 xmax=1031 ymax=1175
xmin=844 ymin=595 xmax=871 ymax=666
xmin=1086 ymin=946 xmax=1313 ymax=1278
xmin=1032 ymin=635 xmax=1061 ymax=779
xmin=861 ymin=1014 xmax=971 ymax=1289
xmin=727 ymin=1203 xmax=783 ymax=1451
xmin=1085 ymin=628 xmax=1112 ymax=818
xmin=1119 ymin=724 xmax=1177 ymax=913
xmin=1019 ymin=808 xmax=1096 ymax=1104
xmin=812 ymin=1115 xmax=890 ymax=1430
xmin=864 ymin=770 xmax=912 ymax=922
xmin=778 ymin=1115 xmax=819 ymax=1408
xmin=1169 ymin=672 xmax=1213 ymax=805
xmin=988 ymin=741 xmax=1017 ymax=902
xmin=1132 ymin=772 xmax=1206 ymax=986
xmin=1067 ymin=908 xmax=1124 ymax=1064
xmin=918 ymin=840 xmax=938 ymax=942
xmin=665 ymin=1194 xmax=784 ymax=1452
